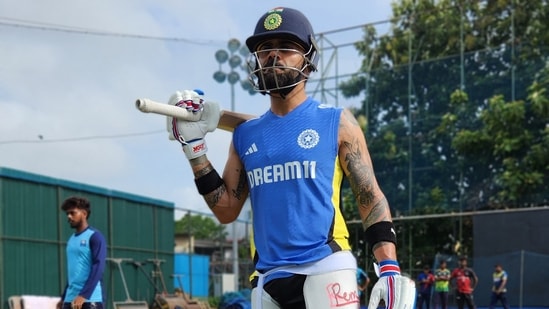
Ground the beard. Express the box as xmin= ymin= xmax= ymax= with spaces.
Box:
xmin=258 ymin=66 xmax=302 ymax=92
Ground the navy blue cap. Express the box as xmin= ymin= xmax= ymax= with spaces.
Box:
xmin=246 ymin=7 xmax=315 ymax=52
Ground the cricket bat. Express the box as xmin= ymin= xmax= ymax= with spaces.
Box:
xmin=135 ymin=98 xmax=255 ymax=132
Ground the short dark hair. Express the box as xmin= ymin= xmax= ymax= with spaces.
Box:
xmin=61 ymin=196 xmax=91 ymax=219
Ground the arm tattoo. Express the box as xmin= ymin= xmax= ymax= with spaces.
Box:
xmin=205 ymin=168 xmax=247 ymax=208
xmin=204 ymin=185 xmax=226 ymax=210
xmin=194 ymin=164 xmax=214 ymax=178
xmin=363 ymin=197 xmax=390 ymax=230
xmin=343 ymin=139 xmax=390 ymax=230
xmin=231 ymin=169 xmax=247 ymax=201
xmin=343 ymin=139 xmax=375 ymax=206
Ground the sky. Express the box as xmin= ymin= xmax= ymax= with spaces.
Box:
xmin=0 ymin=0 xmax=394 ymax=221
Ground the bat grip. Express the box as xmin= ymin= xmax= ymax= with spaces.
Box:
xmin=135 ymin=98 xmax=200 ymax=121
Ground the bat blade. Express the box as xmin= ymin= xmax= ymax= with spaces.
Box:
xmin=217 ymin=110 xmax=256 ymax=132
xmin=135 ymin=98 xmax=255 ymax=132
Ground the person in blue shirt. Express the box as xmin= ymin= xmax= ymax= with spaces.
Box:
xmin=489 ymin=264 xmax=510 ymax=309
xmin=416 ymin=265 xmax=435 ymax=309
xmin=57 ymin=196 xmax=107 ymax=309
xmin=168 ymin=6 xmax=416 ymax=308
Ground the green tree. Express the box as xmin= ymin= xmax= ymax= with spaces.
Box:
xmin=175 ymin=213 xmax=227 ymax=240
xmin=451 ymin=65 xmax=549 ymax=207
xmin=339 ymin=0 xmax=549 ymax=268
xmin=340 ymin=0 xmax=548 ymax=213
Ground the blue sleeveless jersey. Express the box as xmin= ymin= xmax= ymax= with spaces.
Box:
xmin=65 ymin=227 xmax=106 ymax=302
xmin=233 ymin=97 xmax=351 ymax=273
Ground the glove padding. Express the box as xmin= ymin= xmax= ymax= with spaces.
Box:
xmin=167 ymin=89 xmax=220 ymax=159
xmin=368 ymin=260 xmax=416 ymax=309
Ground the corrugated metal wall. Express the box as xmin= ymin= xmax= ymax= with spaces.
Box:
xmin=0 ymin=167 xmax=175 ymax=309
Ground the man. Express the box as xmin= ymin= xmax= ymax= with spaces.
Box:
xmin=489 ymin=264 xmax=510 ymax=309
xmin=451 ymin=256 xmax=478 ymax=309
xmin=433 ymin=260 xmax=450 ymax=309
xmin=416 ymin=265 xmax=435 ymax=309
xmin=169 ymin=7 xmax=415 ymax=309
xmin=57 ymin=196 xmax=107 ymax=309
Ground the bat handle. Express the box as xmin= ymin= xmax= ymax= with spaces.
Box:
xmin=135 ymin=98 xmax=201 ymax=121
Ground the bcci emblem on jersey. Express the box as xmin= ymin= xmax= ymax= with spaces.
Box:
xmin=297 ymin=129 xmax=320 ymax=149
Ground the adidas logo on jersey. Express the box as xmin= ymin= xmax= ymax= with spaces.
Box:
xmin=245 ymin=143 xmax=258 ymax=155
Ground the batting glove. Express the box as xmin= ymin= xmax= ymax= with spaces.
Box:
xmin=168 ymin=89 xmax=220 ymax=160
xmin=368 ymin=260 xmax=416 ymax=309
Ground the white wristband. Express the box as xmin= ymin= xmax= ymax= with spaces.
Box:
xmin=183 ymin=139 xmax=208 ymax=159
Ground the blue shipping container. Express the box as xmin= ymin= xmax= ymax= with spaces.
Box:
xmin=173 ymin=253 xmax=210 ymax=298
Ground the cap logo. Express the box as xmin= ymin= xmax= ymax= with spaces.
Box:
xmin=264 ymin=13 xmax=282 ymax=30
